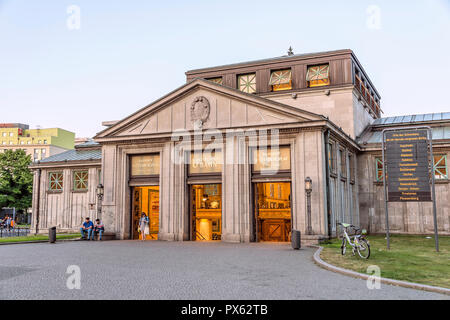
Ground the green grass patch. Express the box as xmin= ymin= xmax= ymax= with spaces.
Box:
xmin=0 ymin=234 xmax=80 ymax=243
xmin=320 ymin=234 xmax=450 ymax=289
xmin=16 ymin=224 xmax=31 ymax=228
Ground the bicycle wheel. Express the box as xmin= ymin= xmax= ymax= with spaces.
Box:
xmin=341 ymin=238 xmax=347 ymax=255
xmin=357 ymin=239 xmax=370 ymax=259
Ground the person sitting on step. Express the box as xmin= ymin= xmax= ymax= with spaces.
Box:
xmin=93 ymin=219 xmax=105 ymax=240
xmin=80 ymin=217 xmax=94 ymax=240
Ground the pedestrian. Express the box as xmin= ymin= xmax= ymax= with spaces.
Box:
xmin=5 ymin=215 xmax=11 ymax=231
xmin=93 ymin=219 xmax=105 ymax=240
xmin=80 ymin=217 xmax=94 ymax=240
xmin=139 ymin=212 xmax=149 ymax=241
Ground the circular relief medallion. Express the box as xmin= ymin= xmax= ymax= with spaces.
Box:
xmin=190 ymin=96 xmax=210 ymax=129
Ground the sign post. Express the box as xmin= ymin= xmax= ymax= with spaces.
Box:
xmin=382 ymin=126 xmax=439 ymax=252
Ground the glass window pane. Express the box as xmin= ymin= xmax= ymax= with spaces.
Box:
xmin=238 ymin=73 xmax=256 ymax=94
xmin=307 ymin=64 xmax=330 ymax=87
xmin=207 ymin=77 xmax=223 ymax=85
xmin=269 ymin=69 xmax=292 ymax=91
xmin=49 ymin=172 xmax=63 ymax=191
xmin=73 ymin=170 xmax=89 ymax=190
xmin=375 ymin=157 xmax=384 ymax=181
xmin=433 ymin=155 xmax=448 ymax=179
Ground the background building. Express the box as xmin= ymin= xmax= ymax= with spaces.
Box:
xmin=0 ymin=123 xmax=75 ymax=161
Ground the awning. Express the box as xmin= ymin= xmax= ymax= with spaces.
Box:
xmin=306 ymin=65 xmax=329 ymax=81
xmin=269 ymin=69 xmax=292 ymax=85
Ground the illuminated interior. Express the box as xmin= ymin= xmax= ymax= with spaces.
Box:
xmin=308 ymin=78 xmax=330 ymax=87
xmin=306 ymin=64 xmax=330 ymax=88
xmin=132 ymin=186 xmax=160 ymax=240
xmin=191 ymin=184 xmax=222 ymax=241
xmin=255 ymin=182 xmax=291 ymax=242
xmin=272 ymin=82 xmax=292 ymax=91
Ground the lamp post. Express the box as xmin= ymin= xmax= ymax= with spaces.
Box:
xmin=305 ymin=177 xmax=313 ymax=235
xmin=96 ymin=184 xmax=104 ymax=220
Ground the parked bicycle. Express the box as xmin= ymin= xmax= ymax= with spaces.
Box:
xmin=338 ymin=222 xmax=370 ymax=259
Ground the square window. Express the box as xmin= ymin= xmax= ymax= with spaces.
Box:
xmin=49 ymin=172 xmax=64 ymax=191
xmin=207 ymin=77 xmax=223 ymax=85
xmin=73 ymin=170 xmax=89 ymax=191
xmin=269 ymin=69 xmax=292 ymax=91
xmin=306 ymin=64 xmax=330 ymax=87
xmin=433 ymin=155 xmax=448 ymax=180
xmin=238 ymin=73 xmax=256 ymax=94
xmin=375 ymin=157 xmax=384 ymax=182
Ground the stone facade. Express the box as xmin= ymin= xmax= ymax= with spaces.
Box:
xmin=29 ymin=50 xmax=449 ymax=241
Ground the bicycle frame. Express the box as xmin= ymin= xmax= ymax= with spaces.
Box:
xmin=342 ymin=228 xmax=362 ymax=248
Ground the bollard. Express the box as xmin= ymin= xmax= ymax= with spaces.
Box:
xmin=291 ymin=230 xmax=301 ymax=250
xmin=49 ymin=226 xmax=56 ymax=243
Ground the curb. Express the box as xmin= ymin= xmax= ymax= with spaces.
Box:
xmin=313 ymin=246 xmax=450 ymax=296
xmin=0 ymin=238 xmax=82 ymax=246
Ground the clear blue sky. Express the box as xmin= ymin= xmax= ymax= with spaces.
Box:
xmin=1 ymin=0 xmax=449 ymax=137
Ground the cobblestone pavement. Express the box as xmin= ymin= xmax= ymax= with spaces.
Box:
xmin=0 ymin=240 xmax=448 ymax=300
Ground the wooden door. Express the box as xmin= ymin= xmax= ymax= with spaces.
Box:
xmin=132 ymin=187 xmax=142 ymax=239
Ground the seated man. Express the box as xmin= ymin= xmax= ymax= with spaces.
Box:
xmin=93 ymin=219 xmax=105 ymax=240
xmin=80 ymin=217 xmax=94 ymax=240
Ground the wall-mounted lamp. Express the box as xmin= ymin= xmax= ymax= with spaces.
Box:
xmin=305 ymin=177 xmax=313 ymax=235
xmin=96 ymin=184 xmax=104 ymax=219
xmin=97 ymin=184 xmax=104 ymax=200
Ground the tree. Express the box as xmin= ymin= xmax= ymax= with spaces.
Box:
xmin=0 ymin=149 xmax=33 ymax=211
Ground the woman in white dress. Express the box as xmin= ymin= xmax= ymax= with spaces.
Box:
xmin=139 ymin=212 xmax=149 ymax=241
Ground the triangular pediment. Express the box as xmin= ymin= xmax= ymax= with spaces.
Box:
xmin=95 ymin=79 xmax=324 ymax=139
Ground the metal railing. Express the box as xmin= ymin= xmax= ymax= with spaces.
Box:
xmin=0 ymin=227 xmax=31 ymax=238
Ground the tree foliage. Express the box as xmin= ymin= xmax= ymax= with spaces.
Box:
xmin=0 ymin=149 xmax=33 ymax=211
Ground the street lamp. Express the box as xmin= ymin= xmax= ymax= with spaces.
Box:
xmin=96 ymin=184 xmax=104 ymax=219
xmin=305 ymin=177 xmax=313 ymax=235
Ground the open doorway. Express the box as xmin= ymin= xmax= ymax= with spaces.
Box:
xmin=132 ymin=186 xmax=160 ymax=240
xmin=254 ymin=182 xmax=291 ymax=242
xmin=190 ymin=184 xmax=222 ymax=241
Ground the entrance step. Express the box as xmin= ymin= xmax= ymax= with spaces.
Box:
xmin=91 ymin=232 xmax=115 ymax=241
xmin=301 ymin=234 xmax=328 ymax=247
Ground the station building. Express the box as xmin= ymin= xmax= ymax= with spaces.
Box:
xmin=30 ymin=49 xmax=450 ymax=243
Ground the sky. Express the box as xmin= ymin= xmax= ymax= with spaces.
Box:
xmin=1 ymin=0 xmax=449 ymax=137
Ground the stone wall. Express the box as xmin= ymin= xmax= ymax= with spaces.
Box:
xmin=31 ymin=165 xmax=101 ymax=234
